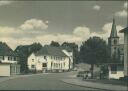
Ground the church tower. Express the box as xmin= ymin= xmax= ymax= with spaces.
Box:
xmin=108 ymin=18 xmax=119 ymax=61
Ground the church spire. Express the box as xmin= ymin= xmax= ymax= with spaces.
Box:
xmin=110 ymin=18 xmax=118 ymax=38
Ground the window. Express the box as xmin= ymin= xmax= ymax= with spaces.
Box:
xmin=54 ymin=56 xmax=56 ymax=60
xmin=11 ymin=57 xmax=12 ymax=60
xmin=16 ymin=57 xmax=19 ymax=61
xmin=3 ymin=56 xmax=4 ymax=60
xmin=63 ymin=57 xmax=65 ymax=60
xmin=42 ymin=63 xmax=47 ymax=67
xmin=61 ymin=63 xmax=62 ymax=68
xmin=8 ymin=56 xmax=10 ymax=60
xmin=44 ymin=56 xmax=46 ymax=59
xmin=32 ymin=59 xmax=34 ymax=62
xmin=114 ymin=39 xmax=117 ymax=45
xmin=111 ymin=65 xmax=117 ymax=74
xmin=64 ymin=62 xmax=65 ymax=67
xmin=54 ymin=63 xmax=56 ymax=67
xmin=56 ymin=63 xmax=58 ymax=67
xmin=31 ymin=65 xmax=35 ymax=68
xmin=14 ymin=57 xmax=16 ymax=61
xmin=0 ymin=56 xmax=3 ymax=60
xmin=51 ymin=62 xmax=53 ymax=67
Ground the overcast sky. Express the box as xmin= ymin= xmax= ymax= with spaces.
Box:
xmin=0 ymin=1 xmax=127 ymax=50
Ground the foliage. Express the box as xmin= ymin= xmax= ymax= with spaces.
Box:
xmin=15 ymin=42 xmax=42 ymax=73
xmin=50 ymin=41 xmax=60 ymax=47
xmin=61 ymin=42 xmax=79 ymax=64
xmin=79 ymin=36 xmax=109 ymax=64
xmin=79 ymin=36 xmax=110 ymax=78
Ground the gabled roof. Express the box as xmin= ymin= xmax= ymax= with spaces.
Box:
xmin=35 ymin=46 xmax=68 ymax=57
xmin=0 ymin=42 xmax=18 ymax=56
xmin=119 ymin=27 xmax=128 ymax=33
xmin=60 ymin=46 xmax=73 ymax=52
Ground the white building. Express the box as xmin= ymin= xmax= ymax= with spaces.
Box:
xmin=0 ymin=42 xmax=20 ymax=76
xmin=28 ymin=46 xmax=73 ymax=72
xmin=120 ymin=27 xmax=128 ymax=77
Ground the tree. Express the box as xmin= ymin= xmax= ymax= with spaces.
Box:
xmin=15 ymin=42 xmax=42 ymax=73
xmin=79 ymin=36 xmax=109 ymax=78
xmin=61 ymin=42 xmax=79 ymax=65
xmin=50 ymin=41 xmax=60 ymax=47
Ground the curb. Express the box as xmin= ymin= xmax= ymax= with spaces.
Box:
xmin=61 ymin=79 xmax=110 ymax=91
xmin=61 ymin=79 xmax=128 ymax=91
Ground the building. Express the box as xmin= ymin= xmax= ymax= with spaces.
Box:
xmin=0 ymin=42 xmax=20 ymax=76
xmin=27 ymin=46 xmax=73 ymax=73
xmin=119 ymin=27 xmax=128 ymax=77
xmin=107 ymin=18 xmax=124 ymax=79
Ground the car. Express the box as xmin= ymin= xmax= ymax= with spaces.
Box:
xmin=77 ymin=71 xmax=86 ymax=77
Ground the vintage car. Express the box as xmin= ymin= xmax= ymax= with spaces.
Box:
xmin=77 ymin=71 xmax=92 ymax=79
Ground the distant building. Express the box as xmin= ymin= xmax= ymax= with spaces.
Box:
xmin=120 ymin=27 xmax=128 ymax=77
xmin=107 ymin=19 xmax=124 ymax=79
xmin=0 ymin=42 xmax=20 ymax=76
xmin=27 ymin=46 xmax=73 ymax=72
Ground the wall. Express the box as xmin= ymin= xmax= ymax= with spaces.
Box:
xmin=37 ymin=55 xmax=47 ymax=71
xmin=124 ymin=31 xmax=128 ymax=76
xmin=0 ymin=56 xmax=18 ymax=64
xmin=109 ymin=71 xmax=124 ymax=79
xmin=109 ymin=66 xmax=124 ymax=79
xmin=28 ymin=53 xmax=73 ymax=72
xmin=28 ymin=53 xmax=37 ymax=70
xmin=0 ymin=64 xmax=10 ymax=76
xmin=62 ymin=50 xmax=73 ymax=69
xmin=27 ymin=53 xmax=73 ymax=71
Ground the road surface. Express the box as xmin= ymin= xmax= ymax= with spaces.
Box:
xmin=0 ymin=72 xmax=99 ymax=90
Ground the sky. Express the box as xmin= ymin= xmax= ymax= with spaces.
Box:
xmin=0 ymin=0 xmax=127 ymax=50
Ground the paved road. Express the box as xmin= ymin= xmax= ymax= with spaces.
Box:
xmin=0 ymin=72 xmax=99 ymax=90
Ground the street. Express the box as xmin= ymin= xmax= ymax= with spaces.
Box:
xmin=0 ymin=72 xmax=98 ymax=90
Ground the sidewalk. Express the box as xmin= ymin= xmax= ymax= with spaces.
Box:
xmin=61 ymin=78 xmax=128 ymax=91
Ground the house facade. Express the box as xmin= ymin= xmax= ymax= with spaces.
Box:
xmin=28 ymin=46 xmax=73 ymax=72
xmin=120 ymin=27 xmax=128 ymax=77
xmin=0 ymin=42 xmax=20 ymax=76
xmin=107 ymin=19 xmax=124 ymax=79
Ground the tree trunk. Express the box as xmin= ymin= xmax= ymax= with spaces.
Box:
xmin=91 ymin=64 xmax=94 ymax=79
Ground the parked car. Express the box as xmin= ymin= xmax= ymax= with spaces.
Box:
xmin=77 ymin=71 xmax=85 ymax=77
xmin=77 ymin=71 xmax=92 ymax=79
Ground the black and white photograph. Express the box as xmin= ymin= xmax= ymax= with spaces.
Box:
xmin=0 ymin=0 xmax=127 ymax=90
